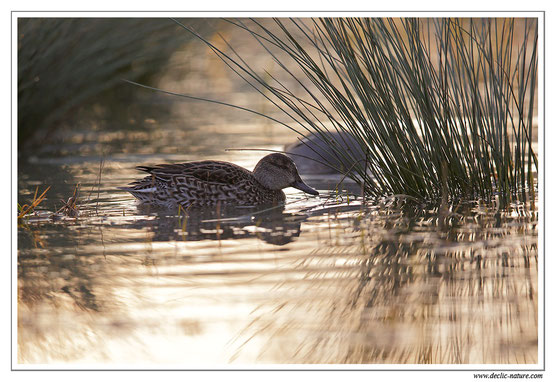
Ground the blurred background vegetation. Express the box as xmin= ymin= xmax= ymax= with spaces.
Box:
xmin=17 ymin=18 xmax=216 ymax=149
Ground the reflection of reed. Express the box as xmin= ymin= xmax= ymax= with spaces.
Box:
xmin=231 ymin=200 xmax=537 ymax=364
xmin=18 ymin=230 xmax=100 ymax=312
xmin=18 ymin=223 xmax=112 ymax=362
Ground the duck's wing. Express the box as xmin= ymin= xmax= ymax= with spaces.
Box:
xmin=136 ymin=161 xmax=252 ymax=186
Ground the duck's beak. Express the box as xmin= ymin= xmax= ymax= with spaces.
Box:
xmin=291 ymin=180 xmax=319 ymax=196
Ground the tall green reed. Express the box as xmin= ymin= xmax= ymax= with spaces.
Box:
xmin=176 ymin=18 xmax=538 ymax=206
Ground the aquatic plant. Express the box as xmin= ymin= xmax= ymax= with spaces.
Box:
xmin=57 ymin=184 xmax=80 ymax=218
xmin=175 ymin=18 xmax=538 ymax=206
xmin=17 ymin=186 xmax=50 ymax=220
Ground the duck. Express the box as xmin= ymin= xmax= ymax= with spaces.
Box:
xmin=120 ymin=153 xmax=319 ymax=208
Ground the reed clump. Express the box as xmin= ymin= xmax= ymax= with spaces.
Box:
xmin=178 ymin=18 xmax=538 ymax=206
xmin=57 ymin=184 xmax=80 ymax=218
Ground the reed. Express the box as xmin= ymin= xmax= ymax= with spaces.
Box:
xmin=177 ymin=18 xmax=538 ymax=206
xmin=17 ymin=186 xmax=50 ymax=220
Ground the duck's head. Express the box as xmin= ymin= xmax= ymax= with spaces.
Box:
xmin=253 ymin=153 xmax=319 ymax=195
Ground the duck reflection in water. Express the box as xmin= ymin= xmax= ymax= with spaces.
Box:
xmin=134 ymin=203 xmax=306 ymax=246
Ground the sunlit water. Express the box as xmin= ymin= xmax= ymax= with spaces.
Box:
xmin=17 ymin=23 xmax=538 ymax=366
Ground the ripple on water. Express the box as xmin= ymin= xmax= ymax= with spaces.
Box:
xmin=17 ymin=190 xmax=538 ymax=364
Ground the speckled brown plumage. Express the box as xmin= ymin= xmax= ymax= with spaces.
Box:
xmin=120 ymin=153 xmax=318 ymax=208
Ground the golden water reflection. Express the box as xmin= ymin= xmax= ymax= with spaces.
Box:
xmin=18 ymin=196 xmax=537 ymax=365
